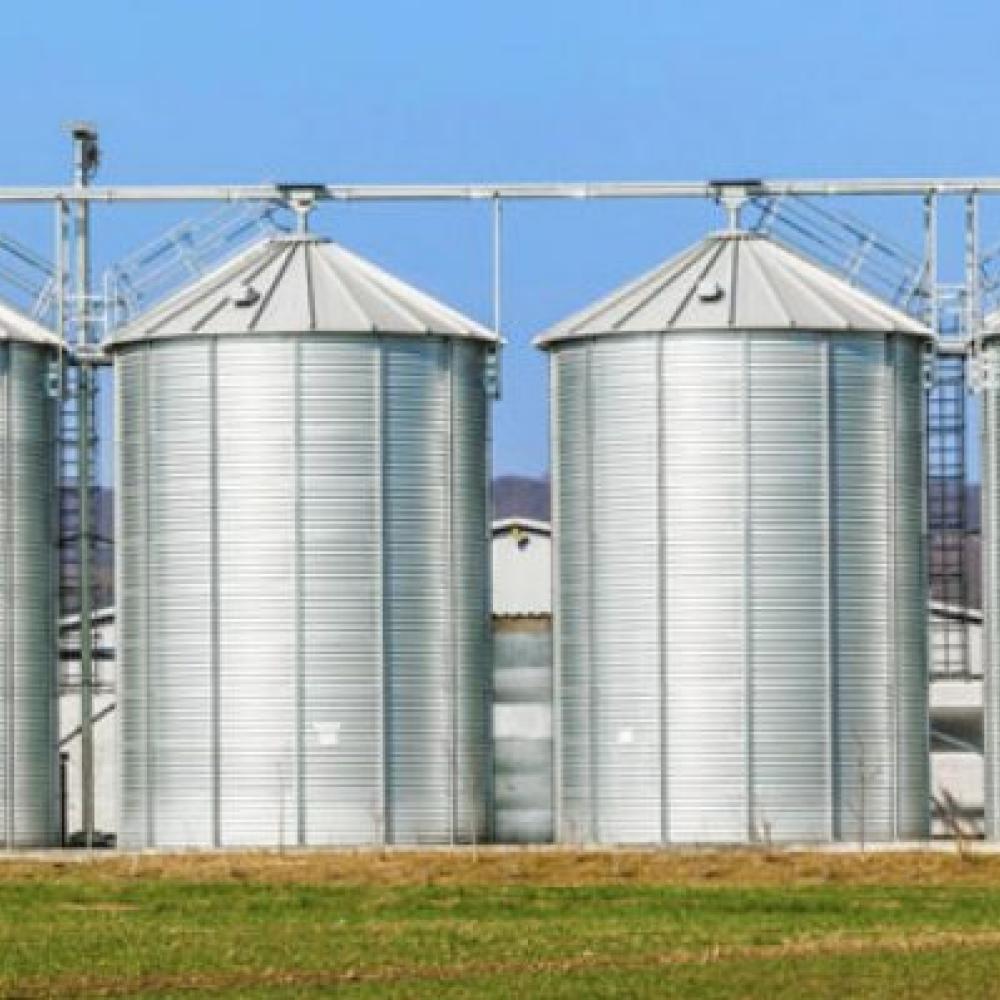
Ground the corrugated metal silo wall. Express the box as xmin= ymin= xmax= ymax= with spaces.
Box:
xmin=0 ymin=343 xmax=57 ymax=847
xmin=983 ymin=343 xmax=1000 ymax=838
xmin=116 ymin=333 xmax=491 ymax=848
xmin=552 ymin=331 xmax=928 ymax=844
xmin=493 ymin=616 xmax=552 ymax=842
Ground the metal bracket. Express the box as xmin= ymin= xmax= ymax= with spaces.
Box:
xmin=485 ymin=347 xmax=502 ymax=401
xmin=922 ymin=344 xmax=936 ymax=391
xmin=277 ymin=185 xmax=324 ymax=233
xmin=44 ymin=359 xmax=62 ymax=399
xmin=710 ymin=180 xmax=762 ymax=231
xmin=969 ymin=347 xmax=998 ymax=392
xmin=73 ymin=344 xmax=111 ymax=367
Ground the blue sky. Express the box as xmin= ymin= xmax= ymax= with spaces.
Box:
xmin=1 ymin=0 xmax=998 ymax=482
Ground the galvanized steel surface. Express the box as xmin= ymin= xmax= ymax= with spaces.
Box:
xmin=493 ymin=617 xmax=552 ymax=842
xmin=115 ymin=333 xmax=493 ymax=848
xmin=549 ymin=330 xmax=928 ymax=844
xmin=536 ymin=231 xmax=931 ymax=346
xmin=0 ymin=342 xmax=57 ymax=847
xmin=108 ymin=234 xmax=498 ymax=346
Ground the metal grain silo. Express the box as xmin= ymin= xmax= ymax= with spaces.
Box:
xmin=108 ymin=233 xmax=498 ymax=849
xmin=0 ymin=304 xmax=59 ymax=847
xmin=538 ymin=229 xmax=931 ymax=845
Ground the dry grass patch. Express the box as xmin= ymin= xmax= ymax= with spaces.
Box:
xmin=0 ymin=846 xmax=998 ymax=889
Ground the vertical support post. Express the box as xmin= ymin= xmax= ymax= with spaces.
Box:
xmin=78 ymin=366 xmax=93 ymax=848
xmin=966 ymin=194 xmax=981 ymax=341
xmin=961 ymin=194 xmax=977 ymax=683
xmin=52 ymin=199 xmax=68 ymax=846
xmin=488 ymin=195 xmax=505 ymax=841
xmin=924 ymin=195 xmax=938 ymax=335
xmin=491 ymin=195 xmax=503 ymax=335
xmin=70 ymin=123 xmax=99 ymax=850
xmin=54 ymin=200 xmax=67 ymax=377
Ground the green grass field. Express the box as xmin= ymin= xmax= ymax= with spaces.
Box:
xmin=3 ymin=849 xmax=1000 ymax=998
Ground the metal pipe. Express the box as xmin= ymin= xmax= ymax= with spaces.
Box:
xmin=7 ymin=178 xmax=1000 ymax=204
xmin=491 ymin=197 xmax=503 ymax=334
xmin=924 ymin=195 xmax=938 ymax=336
xmin=967 ymin=194 xmax=981 ymax=340
xmin=70 ymin=123 xmax=99 ymax=850
xmin=52 ymin=198 xmax=68 ymax=847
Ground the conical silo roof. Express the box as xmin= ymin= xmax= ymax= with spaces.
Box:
xmin=535 ymin=230 xmax=931 ymax=347
xmin=0 ymin=298 xmax=60 ymax=348
xmin=107 ymin=233 xmax=499 ymax=347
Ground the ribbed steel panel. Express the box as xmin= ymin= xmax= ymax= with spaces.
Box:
xmin=217 ymin=339 xmax=297 ymax=847
xmin=382 ymin=339 xmax=453 ymax=842
xmin=550 ymin=330 xmax=927 ymax=844
xmin=891 ymin=337 xmax=930 ymax=837
xmin=115 ymin=333 xmax=492 ymax=848
xmin=590 ymin=338 xmax=660 ymax=843
xmin=450 ymin=340 xmax=493 ymax=844
xmin=149 ymin=341 xmax=214 ymax=847
xmin=116 ymin=347 xmax=150 ymax=849
xmin=829 ymin=336 xmax=892 ymax=840
xmin=493 ymin=618 xmax=552 ymax=842
xmin=663 ymin=334 xmax=745 ymax=842
xmin=748 ymin=335 xmax=827 ymax=840
xmin=552 ymin=348 xmax=592 ymax=843
xmin=299 ymin=338 xmax=382 ymax=845
xmin=0 ymin=343 xmax=57 ymax=847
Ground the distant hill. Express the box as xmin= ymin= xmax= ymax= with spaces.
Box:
xmin=493 ymin=475 xmax=550 ymax=522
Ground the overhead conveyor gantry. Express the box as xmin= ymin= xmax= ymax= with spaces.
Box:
xmin=27 ymin=124 xmax=1000 ymax=848
xmin=11 ymin=176 xmax=1000 ymax=201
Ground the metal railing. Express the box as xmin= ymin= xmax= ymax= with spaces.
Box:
xmin=102 ymin=202 xmax=285 ymax=332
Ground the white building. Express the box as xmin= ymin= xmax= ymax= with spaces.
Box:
xmin=492 ymin=518 xmax=552 ymax=616
xmin=492 ymin=518 xmax=553 ymax=842
xmin=930 ymin=603 xmax=984 ymax=837
xmin=58 ymin=608 xmax=117 ymax=844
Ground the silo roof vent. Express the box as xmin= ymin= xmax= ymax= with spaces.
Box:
xmin=696 ymin=279 xmax=725 ymax=303
xmin=233 ymin=283 xmax=260 ymax=308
